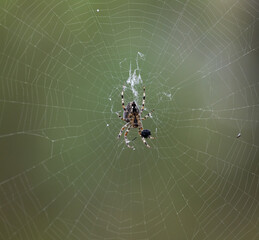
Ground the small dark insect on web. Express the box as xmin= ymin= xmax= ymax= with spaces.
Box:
xmin=131 ymin=129 xmax=152 ymax=142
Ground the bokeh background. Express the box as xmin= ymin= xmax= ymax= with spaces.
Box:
xmin=0 ymin=0 xmax=258 ymax=239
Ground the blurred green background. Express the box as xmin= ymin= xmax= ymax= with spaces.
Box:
xmin=0 ymin=0 xmax=258 ymax=239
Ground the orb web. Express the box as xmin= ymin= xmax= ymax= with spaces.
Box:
xmin=0 ymin=1 xmax=258 ymax=240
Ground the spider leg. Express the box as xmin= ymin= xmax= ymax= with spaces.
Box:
xmin=116 ymin=112 xmax=125 ymax=121
xmin=117 ymin=122 xmax=129 ymax=139
xmin=141 ymin=109 xmax=154 ymax=120
xmin=141 ymin=86 xmax=145 ymax=113
xmin=138 ymin=127 xmax=150 ymax=148
xmin=124 ymin=126 xmax=134 ymax=149
xmin=121 ymin=86 xmax=126 ymax=111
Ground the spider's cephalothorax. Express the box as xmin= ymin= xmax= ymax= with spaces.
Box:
xmin=116 ymin=86 xmax=155 ymax=149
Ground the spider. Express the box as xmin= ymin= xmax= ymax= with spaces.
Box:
xmin=116 ymin=86 xmax=154 ymax=149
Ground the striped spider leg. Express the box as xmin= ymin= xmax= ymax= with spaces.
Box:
xmin=124 ymin=125 xmax=135 ymax=149
xmin=116 ymin=112 xmax=125 ymax=121
xmin=121 ymin=85 xmax=126 ymax=111
xmin=141 ymin=109 xmax=154 ymax=121
xmin=141 ymin=86 xmax=145 ymax=113
xmin=117 ymin=122 xmax=130 ymax=139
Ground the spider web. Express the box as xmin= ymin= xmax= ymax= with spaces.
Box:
xmin=0 ymin=0 xmax=258 ymax=239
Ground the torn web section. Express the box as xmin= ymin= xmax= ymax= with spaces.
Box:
xmin=126 ymin=52 xmax=145 ymax=100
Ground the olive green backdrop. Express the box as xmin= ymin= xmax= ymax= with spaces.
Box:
xmin=0 ymin=0 xmax=258 ymax=240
